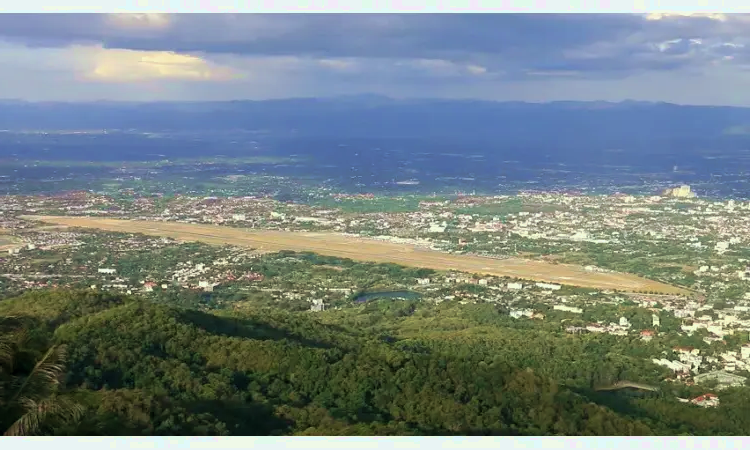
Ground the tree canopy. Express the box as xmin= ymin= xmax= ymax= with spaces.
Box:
xmin=1 ymin=289 xmax=749 ymax=435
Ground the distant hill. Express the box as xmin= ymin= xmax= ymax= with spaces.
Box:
xmin=1 ymin=98 xmax=750 ymax=145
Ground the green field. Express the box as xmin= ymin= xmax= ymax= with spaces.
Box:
xmin=0 ymin=233 xmax=20 ymax=249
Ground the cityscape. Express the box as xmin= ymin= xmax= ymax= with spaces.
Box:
xmin=5 ymin=11 xmax=750 ymax=438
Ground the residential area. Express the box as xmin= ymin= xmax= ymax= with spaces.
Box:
xmin=3 ymin=188 xmax=750 ymax=408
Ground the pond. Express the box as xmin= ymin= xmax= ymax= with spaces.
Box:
xmin=353 ymin=290 xmax=421 ymax=303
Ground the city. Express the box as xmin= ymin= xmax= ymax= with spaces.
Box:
xmin=4 ymin=185 xmax=750 ymax=411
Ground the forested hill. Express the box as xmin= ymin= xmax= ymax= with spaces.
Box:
xmin=1 ymin=290 xmax=749 ymax=435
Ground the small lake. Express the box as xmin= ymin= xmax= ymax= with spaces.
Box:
xmin=353 ymin=290 xmax=421 ymax=303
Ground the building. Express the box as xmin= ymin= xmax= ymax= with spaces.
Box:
xmin=428 ymin=222 xmax=447 ymax=233
xmin=97 ymin=268 xmax=116 ymax=274
xmin=566 ymin=326 xmax=585 ymax=334
xmin=640 ymin=330 xmax=654 ymax=341
xmin=416 ymin=278 xmax=431 ymax=286
xmin=553 ymin=305 xmax=583 ymax=314
xmin=510 ymin=309 xmax=534 ymax=319
xmin=535 ymin=282 xmax=562 ymax=291
xmin=652 ymin=358 xmax=690 ymax=374
xmin=198 ymin=280 xmax=214 ymax=292
xmin=619 ymin=317 xmax=631 ymax=328
xmin=663 ymin=185 xmax=696 ymax=198
xmin=691 ymin=393 xmax=720 ymax=408
xmin=652 ymin=314 xmax=660 ymax=327
xmin=310 ymin=299 xmax=326 ymax=312
xmin=507 ymin=282 xmax=523 ymax=290
xmin=694 ymin=371 xmax=747 ymax=389
xmin=741 ymin=345 xmax=750 ymax=360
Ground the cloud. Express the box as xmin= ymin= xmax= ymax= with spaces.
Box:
xmin=0 ymin=14 xmax=647 ymax=73
xmin=0 ymin=13 xmax=748 ymax=81
xmin=466 ymin=65 xmax=487 ymax=75
xmin=104 ymin=13 xmax=171 ymax=31
xmin=4 ymin=14 xmax=750 ymax=104
xmin=645 ymin=12 xmax=728 ymax=21
xmin=317 ymin=58 xmax=358 ymax=71
xmin=82 ymin=46 xmax=241 ymax=83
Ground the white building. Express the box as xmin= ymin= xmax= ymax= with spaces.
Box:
xmin=428 ymin=222 xmax=447 ymax=233
xmin=310 ymin=299 xmax=326 ymax=312
xmin=232 ymin=214 xmax=246 ymax=221
xmin=507 ymin=282 xmax=523 ymax=290
xmin=691 ymin=394 xmax=720 ymax=408
xmin=652 ymin=358 xmax=690 ymax=373
xmin=554 ymin=305 xmax=583 ymax=314
xmin=98 ymin=268 xmax=117 ymax=274
xmin=620 ymin=317 xmax=631 ymax=328
xmin=535 ymin=282 xmax=562 ymax=291
xmin=510 ymin=309 xmax=534 ymax=319
xmin=694 ymin=371 xmax=747 ymax=389
xmin=652 ymin=314 xmax=660 ymax=327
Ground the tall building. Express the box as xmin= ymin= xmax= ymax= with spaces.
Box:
xmin=652 ymin=314 xmax=660 ymax=327
xmin=663 ymin=185 xmax=697 ymax=199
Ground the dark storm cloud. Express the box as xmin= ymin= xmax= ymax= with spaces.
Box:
xmin=0 ymin=13 xmax=749 ymax=78
xmin=0 ymin=14 xmax=641 ymax=59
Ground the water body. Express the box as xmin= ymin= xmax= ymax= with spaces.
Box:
xmin=353 ymin=290 xmax=421 ymax=303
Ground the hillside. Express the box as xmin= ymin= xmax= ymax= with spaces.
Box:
xmin=2 ymin=290 xmax=750 ymax=435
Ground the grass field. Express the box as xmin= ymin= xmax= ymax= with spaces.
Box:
xmin=25 ymin=216 xmax=689 ymax=295
xmin=0 ymin=230 xmax=22 ymax=251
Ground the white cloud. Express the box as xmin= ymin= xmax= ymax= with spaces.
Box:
xmin=79 ymin=46 xmax=241 ymax=82
xmin=317 ymin=59 xmax=358 ymax=71
xmin=104 ymin=13 xmax=171 ymax=30
xmin=645 ymin=12 xmax=728 ymax=21
xmin=466 ymin=65 xmax=488 ymax=75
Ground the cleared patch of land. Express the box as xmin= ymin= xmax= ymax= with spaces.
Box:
xmin=25 ymin=216 xmax=689 ymax=294
xmin=0 ymin=230 xmax=22 ymax=251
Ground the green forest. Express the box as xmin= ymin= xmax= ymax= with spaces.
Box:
xmin=2 ymin=289 xmax=750 ymax=436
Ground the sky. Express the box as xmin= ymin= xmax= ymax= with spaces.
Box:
xmin=2 ymin=13 xmax=750 ymax=105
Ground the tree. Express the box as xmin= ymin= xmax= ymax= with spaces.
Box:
xmin=0 ymin=318 xmax=84 ymax=436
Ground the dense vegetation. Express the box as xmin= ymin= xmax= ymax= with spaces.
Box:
xmin=2 ymin=289 xmax=750 ymax=435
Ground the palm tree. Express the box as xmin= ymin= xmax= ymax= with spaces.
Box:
xmin=0 ymin=317 xmax=84 ymax=436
